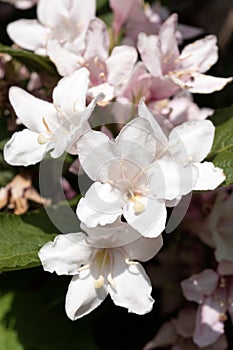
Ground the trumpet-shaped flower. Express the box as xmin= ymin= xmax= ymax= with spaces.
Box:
xmin=76 ymin=100 xmax=225 ymax=237
xmin=7 ymin=0 xmax=95 ymax=55
xmin=138 ymin=14 xmax=232 ymax=99
xmin=47 ymin=18 xmax=137 ymax=103
xmin=4 ymin=68 xmax=98 ymax=166
xmin=38 ymin=221 xmax=163 ymax=319
xmin=181 ymin=268 xmax=233 ymax=347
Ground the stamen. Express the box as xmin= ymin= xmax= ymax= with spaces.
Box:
xmin=77 ymin=264 xmax=90 ymax=272
xmin=94 ymin=275 xmax=105 ymax=289
xmin=94 ymin=56 xmax=104 ymax=70
xmin=107 ymin=273 xmax=116 ymax=289
xmin=42 ymin=117 xmax=51 ymax=132
xmin=99 ymin=72 xmax=106 ymax=80
xmin=37 ymin=132 xmax=52 ymax=145
xmin=125 ymin=258 xmax=138 ymax=265
xmin=133 ymin=199 xmax=145 ymax=213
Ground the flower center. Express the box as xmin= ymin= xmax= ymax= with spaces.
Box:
xmin=93 ymin=249 xmax=116 ymax=289
xmin=107 ymin=159 xmax=149 ymax=214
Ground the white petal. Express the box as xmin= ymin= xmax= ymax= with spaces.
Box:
xmin=4 ymin=129 xmax=50 ymax=166
xmin=187 ymin=73 xmax=233 ymax=94
xmin=115 ymin=117 xmax=157 ymax=167
xmin=169 ymin=120 xmax=215 ymax=162
xmin=148 ymin=157 xmax=198 ymax=200
xmin=77 ymin=130 xmax=114 ymax=181
xmin=47 ymin=39 xmax=81 ymax=76
xmin=123 ymin=234 xmax=163 ymax=262
xmin=137 ymin=33 xmax=162 ymax=77
xmin=88 ymin=83 xmax=115 ymax=103
xmin=7 ymin=19 xmax=48 ymax=54
xmin=76 ymin=183 xmax=122 ymax=228
xmin=107 ymin=45 xmax=137 ymax=86
xmin=38 ymin=0 xmax=71 ymax=27
xmin=38 ymin=233 xmax=92 ymax=275
xmin=81 ymin=220 xmax=142 ymax=249
xmin=123 ymin=197 xmax=167 ymax=238
xmin=52 ymin=68 xmax=89 ymax=116
xmin=193 ymin=162 xmax=225 ymax=190
xmin=108 ymin=250 xmax=154 ymax=315
xmin=65 ymin=270 xmax=107 ymax=320
xmin=9 ymin=86 xmax=56 ymax=133
xmin=138 ymin=99 xmax=168 ymax=146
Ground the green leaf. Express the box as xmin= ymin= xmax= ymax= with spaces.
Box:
xmin=209 ymin=104 xmax=233 ymax=126
xmin=0 ymin=210 xmax=57 ymax=271
xmin=0 ymin=293 xmax=24 ymax=350
xmin=0 ymin=43 xmax=58 ymax=76
xmin=97 ymin=0 xmax=109 ymax=11
xmin=208 ymin=107 xmax=233 ymax=185
xmin=0 ymin=270 xmax=100 ymax=350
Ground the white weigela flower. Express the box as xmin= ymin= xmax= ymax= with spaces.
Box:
xmin=4 ymin=68 xmax=98 ymax=166
xmin=7 ymin=0 xmax=95 ymax=55
xmin=76 ymin=100 xmax=225 ymax=237
xmin=76 ymin=115 xmax=167 ymax=238
xmin=38 ymin=221 xmax=163 ymax=319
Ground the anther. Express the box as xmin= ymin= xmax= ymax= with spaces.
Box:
xmin=94 ymin=275 xmax=105 ymax=289
xmin=125 ymin=258 xmax=138 ymax=265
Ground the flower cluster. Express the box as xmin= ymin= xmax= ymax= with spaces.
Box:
xmin=1 ymin=0 xmax=233 ymax=348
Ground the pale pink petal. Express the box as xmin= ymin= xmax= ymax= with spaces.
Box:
xmin=150 ymin=76 xmax=180 ymax=99
xmin=179 ymin=35 xmax=218 ymax=73
xmin=65 ymin=270 xmax=108 ymax=320
xmin=107 ymin=45 xmax=137 ymax=86
xmin=181 ymin=269 xmax=219 ymax=303
xmin=159 ymin=14 xmax=179 ymax=71
xmin=84 ymin=18 xmax=109 ymax=62
xmin=193 ymin=293 xmax=226 ymax=347
xmin=7 ymin=19 xmax=48 ymax=54
xmin=187 ymin=73 xmax=233 ymax=94
xmin=137 ymin=33 xmax=162 ymax=77
xmin=108 ymin=250 xmax=154 ymax=314
xmin=110 ymin=0 xmax=140 ymax=38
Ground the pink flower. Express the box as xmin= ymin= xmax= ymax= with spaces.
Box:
xmin=138 ymin=14 xmax=232 ymax=98
xmin=181 ymin=268 xmax=233 ymax=347
xmin=143 ymin=307 xmax=227 ymax=350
